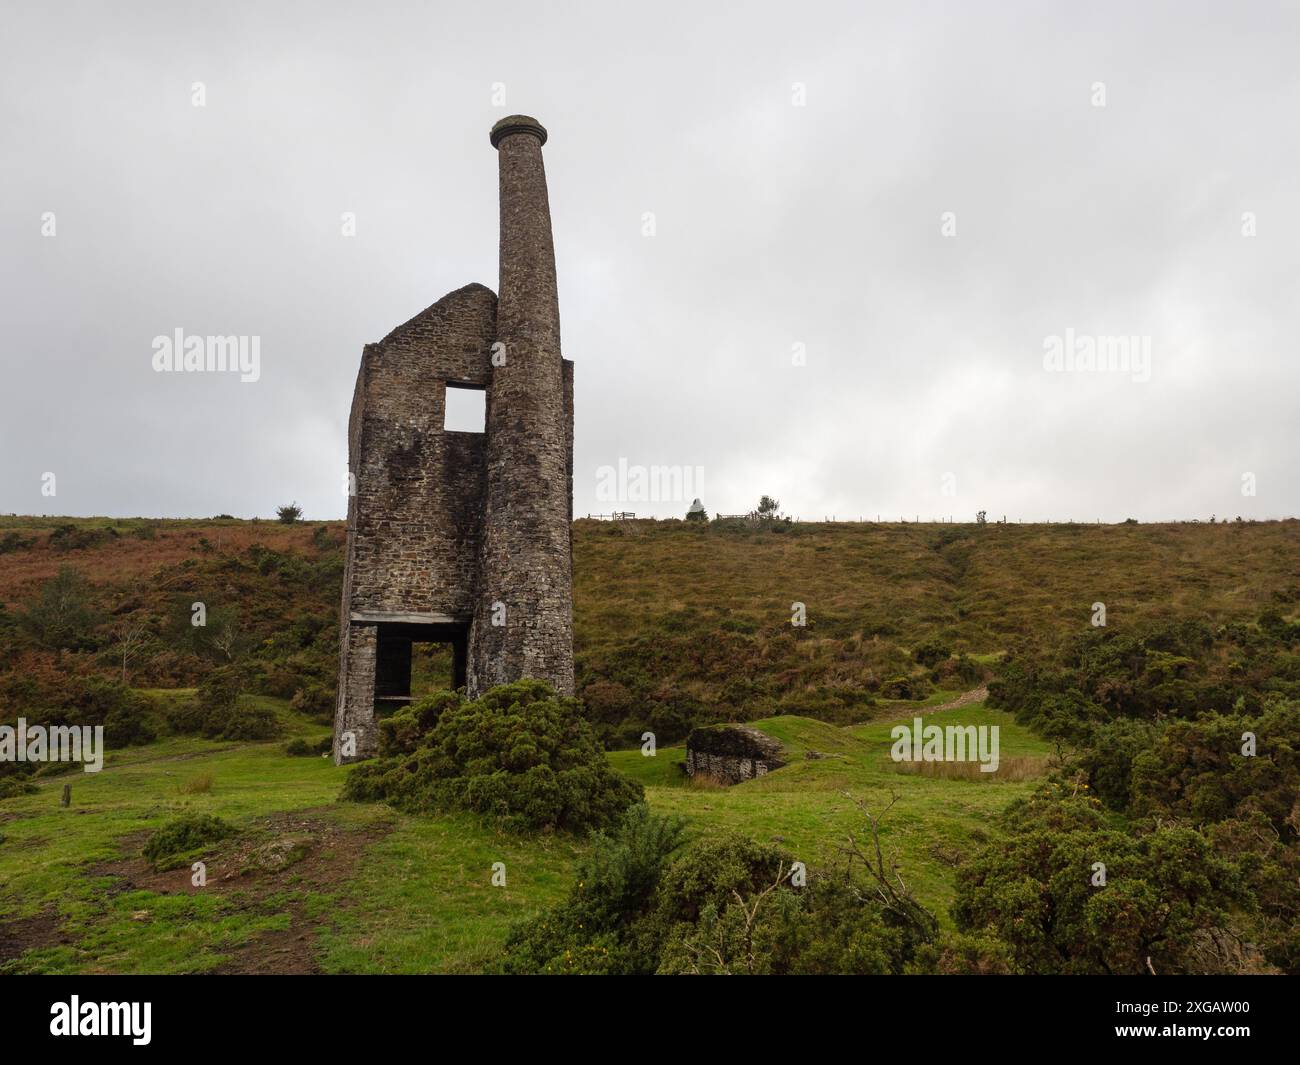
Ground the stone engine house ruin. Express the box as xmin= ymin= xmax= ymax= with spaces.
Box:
xmin=333 ymin=115 xmax=573 ymax=764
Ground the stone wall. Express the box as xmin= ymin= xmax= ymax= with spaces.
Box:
xmin=684 ymin=725 xmax=788 ymax=785
xmin=347 ymin=284 xmax=496 ymax=619
xmin=334 ymin=623 xmax=377 ymax=760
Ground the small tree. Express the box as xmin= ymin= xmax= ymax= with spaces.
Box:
xmin=113 ymin=618 xmax=152 ymax=684
xmin=840 ymin=791 xmax=939 ymax=942
xmin=975 ymin=510 xmax=987 ymax=525
xmin=21 ymin=565 xmax=101 ymax=651
xmin=208 ymin=607 xmax=244 ymax=662
xmin=276 ymin=501 xmax=303 ymax=524
xmin=756 ymin=495 xmax=780 ymax=520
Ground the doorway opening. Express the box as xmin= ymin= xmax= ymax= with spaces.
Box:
xmin=374 ymin=621 xmax=468 ymax=716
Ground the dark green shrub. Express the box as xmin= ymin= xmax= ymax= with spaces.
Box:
xmin=142 ymin=813 xmax=236 ymax=869
xmin=214 ymin=700 xmax=279 ymax=740
xmin=658 ymin=874 xmax=918 ymax=976
xmin=912 ymin=638 xmax=951 ymax=668
xmin=501 ymin=804 xmax=685 ymax=974
xmin=1129 ymin=705 xmax=1300 ymax=833
xmin=653 ymin=833 xmax=794 ymax=927
xmin=0 ymin=531 xmax=36 ymax=554
xmin=375 ymin=690 xmax=460 ymax=757
xmin=504 ymin=824 xmax=937 ymax=975
xmin=196 ymin=665 xmax=241 ymax=718
xmin=952 ymin=790 xmax=1250 ymax=974
xmin=161 ymin=695 xmax=207 ymax=734
xmin=907 ymin=930 xmax=1016 ymax=974
xmin=251 ymin=652 xmax=329 ymax=699
xmin=41 ymin=677 xmax=160 ymax=748
xmin=189 ymin=666 xmax=279 ymax=740
xmin=881 ymin=674 xmax=931 ymax=700
xmin=104 ymin=697 xmax=159 ymax=747
xmin=935 ymin=653 xmax=988 ymax=687
xmin=0 ymin=777 xmax=38 ymax=800
xmin=20 ymin=566 xmax=102 ymax=651
xmin=343 ymin=680 xmax=643 ymax=833
xmin=289 ymin=683 xmax=334 ymax=722
xmin=49 ymin=524 xmax=116 ymax=552
xmin=1075 ymin=717 xmax=1157 ymax=810
xmin=284 ymin=735 xmax=331 ymax=756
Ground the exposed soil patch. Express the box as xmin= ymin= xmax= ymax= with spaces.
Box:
xmin=90 ymin=808 xmax=393 ymax=974
xmin=0 ymin=907 xmax=73 ymax=967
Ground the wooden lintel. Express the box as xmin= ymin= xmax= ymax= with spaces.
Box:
xmin=349 ymin=611 xmax=469 ymax=626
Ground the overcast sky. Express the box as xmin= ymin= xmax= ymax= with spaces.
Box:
xmin=2 ymin=0 xmax=1297 ymax=523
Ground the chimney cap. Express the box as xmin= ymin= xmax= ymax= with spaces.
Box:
xmin=490 ymin=115 xmax=548 ymax=148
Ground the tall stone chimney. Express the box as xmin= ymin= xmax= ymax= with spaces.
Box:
xmin=468 ymin=115 xmax=575 ymax=696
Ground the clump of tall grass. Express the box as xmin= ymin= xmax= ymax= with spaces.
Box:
xmin=178 ymin=772 xmax=214 ymax=794
xmin=890 ymin=754 xmax=1047 ymax=782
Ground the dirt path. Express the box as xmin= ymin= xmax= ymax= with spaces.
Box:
xmin=882 ymin=685 xmax=988 ymax=721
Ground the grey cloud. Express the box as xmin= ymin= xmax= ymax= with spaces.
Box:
xmin=2 ymin=0 xmax=1295 ymax=522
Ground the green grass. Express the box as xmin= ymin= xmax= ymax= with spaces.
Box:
xmin=611 ymin=700 xmax=1043 ymax=922
xmin=3 ymin=515 xmax=1292 ymax=973
xmin=314 ymin=813 xmax=584 ymax=974
xmin=0 ymin=707 xmax=356 ymax=973
xmin=2 ymin=691 xmax=1045 ymax=970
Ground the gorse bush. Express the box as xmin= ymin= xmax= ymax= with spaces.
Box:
xmin=501 ymin=804 xmax=686 ymax=974
xmin=989 ymin=616 xmax=1300 ymax=733
xmin=20 ymin=566 xmax=102 ymax=652
xmin=0 ymin=777 xmax=38 ymax=800
xmin=284 ymin=735 xmax=331 ymax=756
xmin=49 ymin=524 xmax=117 ymax=552
xmin=952 ymin=789 xmax=1251 ymax=975
xmin=503 ymin=809 xmax=945 ymax=975
xmin=0 ymin=676 xmax=160 ymax=751
xmin=342 ymin=680 xmax=643 ymax=833
xmin=912 ymin=637 xmax=951 ymax=668
xmin=0 ymin=531 xmax=36 ymax=554
xmin=289 ymin=683 xmax=334 ymax=722
xmin=1128 ymin=705 xmax=1299 ymax=831
xmin=174 ymin=666 xmax=279 ymax=740
xmin=658 ymin=873 xmax=925 ymax=976
xmin=143 ymin=813 xmax=236 ymax=870
xmin=981 ymin=613 xmax=1300 ymax=973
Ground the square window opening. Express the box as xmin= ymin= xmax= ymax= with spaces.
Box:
xmin=444 ymin=384 xmax=486 ymax=433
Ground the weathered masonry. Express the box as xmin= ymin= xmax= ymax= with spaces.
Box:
xmin=684 ymin=724 xmax=788 ymax=786
xmin=333 ymin=115 xmax=574 ymax=764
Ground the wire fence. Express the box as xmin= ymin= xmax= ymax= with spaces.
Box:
xmin=580 ymin=513 xmax=1283 ymax=525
